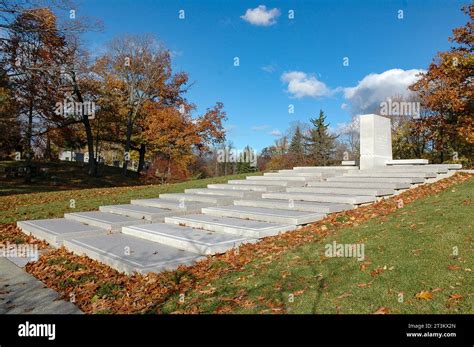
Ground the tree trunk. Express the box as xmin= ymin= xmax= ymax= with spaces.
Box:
xmin=122 ymin=115 xmax=133 ymax=176
xmin=45 ymin=135 xmax=52 ymax=161
xmin=137 ymin=144 xmax=146 ymax=174
xmin=83 ymin=115 xmax=97 ymax=176
xmin=71 ymin=71 xmax=97 ymax=176
xmin=24 ymin=100 xmax=34 ymax=184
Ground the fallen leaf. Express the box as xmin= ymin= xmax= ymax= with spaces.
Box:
xmin=415 ymin=290 xmax=433 ymax=300
xmin=337 ymin=292 xmax=352 ymax=299
xmin=374 ymin=307 xmax=390 ymax=314
xmin=371 ymin=267 xmax=385 ymax=277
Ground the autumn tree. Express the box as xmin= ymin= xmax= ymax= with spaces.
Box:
xmin=101 ymin=35 xmax=189 ymax=175
xmin=1 ymin=8 xmax=68 ymax=181
xmin=410 ymin=4 xmax=474 ymax=163
xmin=142 ymin=101 xmax=226 ymax=180
xmin=0 ymin=69 xmax=21 ymax=158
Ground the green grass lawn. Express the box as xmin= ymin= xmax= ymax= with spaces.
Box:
xmin=158 ymin=178 xmax=474 ymax=314
xmin=0 ymin=171 xmax=261 ymax=224
xmin=0 ymin=160 xmax=147 ymax=196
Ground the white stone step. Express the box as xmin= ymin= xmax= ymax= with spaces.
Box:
xmin=389 ymin=163 xmax=461 ymax=170
xmin=343 ymin=172 xmax=436 ymax=178
xmin=184 ymin=188 xmax=261 ymax=198
xmin=262 ymin=192 xmax=375 ymax=205
xmin=202 ymin=206 xmax=325 ymax=225
xmin=280 ymin=170 xmax=345 ymax=177
xmin=234 ymin=198 xmax=352 ymax=213
xmin=341 ymin=161 xmax=357 ymax=166
xmin=207 ymin=184 xmax=284 ymax=192
xmin=122 ymin=223 xmax=253 ymax=255
xmin=246 ymin=176 xmax=321 ymax=182
xmin=365 ymin=167 xmax=448 ymax=174
xmin=130 ymin=198 xmax=209 ymax=212
xmin=293 ymin=166 xmax=358 ymax=171
xmin=386 ymin=159 xmax=428 ymax=165
xmin=165 ymin=214 xmax=296 ymax=238
xmin=327 ymin=176 xmax=424 ymax=184
xmin=99 ymin=204 xmax=178 ymax=222
xmin=63 ymin=233 xmax=203 ymax=275
xmin=158 ymin=193 xmax=235 ymax=204
xmin=287 ymin=186 xmax=395 ymax=197
xmin=17 ymin=219 xmax=105 ymax=247
xmin=265 ymin=171 xmax=325 ymax=177
xmin=64 ymin=211 xmax=147 ymax=232
xmin=307 ymin=181 xmax=410 ymax=190
xmin=228 ymin=179 xmax=304 ymax=187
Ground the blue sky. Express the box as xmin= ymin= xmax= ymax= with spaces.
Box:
xmin=78 ymin=0 xmax=468 ymax=150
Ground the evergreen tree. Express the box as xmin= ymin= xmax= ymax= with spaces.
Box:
xmin=305 ymin=110 xmax=337 ymax=166
xmin=236 ymin=145 xmax=257 ymax=173
xmin=289 ymin=125 xmax=305 ymax=164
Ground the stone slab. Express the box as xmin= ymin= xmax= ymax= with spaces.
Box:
xmin=184 ymin=188 xmax=261 ymax=198
xmin=341 ymin=161 xmax=357 ymax=166
xmin=99 ymin=204 xmax=178 ymax=221
xmin=202 ymin=206 xmax=325 ymax=225
xmin=293 ymin=166 xmax=358 ymax=171
xmin=207 ymin=183 xmax=284 ymax=192
xmin=326 ymin=176 xmax=424 ymax=184
xmin=122 ymin=223 xmax=253 ymax=255
xmin=389 ymin=164 xmax=461 ymax=170
xmin=265 ymin=172 xmax=325 ymax=177
xmin=343 ymin=172 xmax=436 ymax=178
xmin=386 ymin=159 xmax=428 ymax=165
xmin=159 ymin=193 xmax=235 ymax=204
xmin=0 ymin=258 xmax=82 ymax=314
xmin=63 ymin=233 xmax=203 ymax=274
xmin=246 ymin=176 xmax=321 ymax=182
xmin=234 ymin=198 xmax=352 ymax=213
xmin=17 ymin=218 xmax=105 ymax=247
xmin=165 ymin=214 xmax=296 ymax=238
xmin=262 ymin=192 xmax=376 ymax=205
xmin=307 ymin=181 xmax=410 ymax=190
xmin=130 ymin=198 xmax=210 ymax=212
xmin=228 ymin=179 xmax=304 ymax=187
xmin=287 ymin=186 xmax=395 ymax=197
xmin=64 ymin=211 xmax=147 ymax=232
xmin=361 ymin=167 xmax=447 ymax=174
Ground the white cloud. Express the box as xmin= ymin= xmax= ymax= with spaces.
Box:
xmin=334 ymin=117 xmax=360 ymax=134
xmin=251 ymin=125 xmax=270 ymax=131
xmin=343 ymin=68 xmax=424 ymax=114
xmin=281 ymin=71 xmax=331 ymax=99
xmin=241 ymin=5 xmax=280 ymax=26
xmin=341 ymin=103 xmax=349 ymax=110
xmin=269 ymin=129 xmax=282 ymax=137
xmin=262 ymin=64 xmax=277 ymax=73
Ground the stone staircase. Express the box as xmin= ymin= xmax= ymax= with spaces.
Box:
xmin=17 ymin=163 xmax=461 ymax=275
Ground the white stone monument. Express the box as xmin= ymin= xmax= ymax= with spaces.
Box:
xmin=359 ymin=114 xmax=392 ymax=170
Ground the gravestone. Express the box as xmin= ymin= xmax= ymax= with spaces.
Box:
xmin=359 ymin=114 xmax=392 ymax=170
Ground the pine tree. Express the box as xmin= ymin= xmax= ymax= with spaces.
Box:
xmin=236 ymin=145 xmax=257 ymax=173
xmin=305 ymin=110 xmax=337 ymax=166
xmin=289 ymin=126 xmax=305 ymax=164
